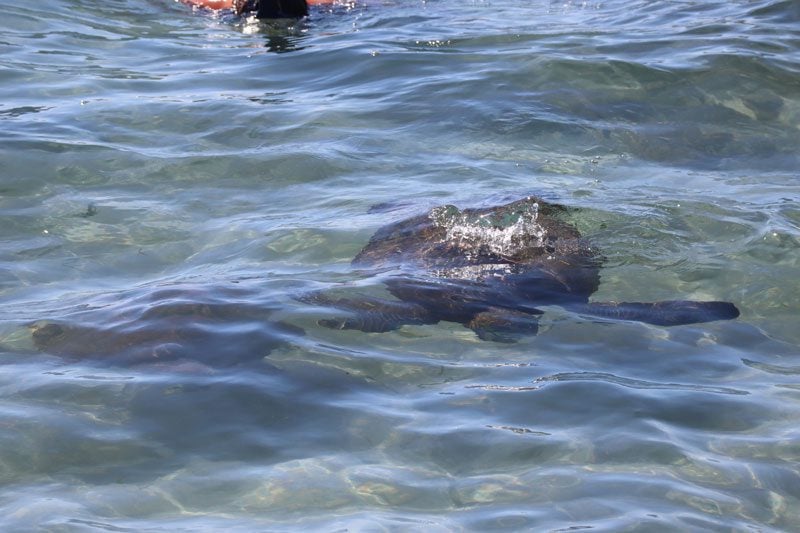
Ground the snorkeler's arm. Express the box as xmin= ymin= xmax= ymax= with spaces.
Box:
xmin=181 ymin=0 xmax=235 ymax=10
xmin=180 ymin=0 xmax=275 ymax=12
xmin=181 ymin=0 xmax=333 ymax=11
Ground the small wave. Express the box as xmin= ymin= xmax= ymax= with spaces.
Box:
xmin=485 ymin=425 xmax=550 ymax=436
xmin=743 ymin=358 xmax=800 ymax=375
xmin=535 ymin=372 xmax=749 ymax=396
xmin=465 ymin=384 xmax=540 ymax=392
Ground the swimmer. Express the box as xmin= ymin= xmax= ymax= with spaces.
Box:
xmin=181 ymin=0 xmax=312 ymax=18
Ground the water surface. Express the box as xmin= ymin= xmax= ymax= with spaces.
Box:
xmin=1 ymin=0 xmax=799 ymax=530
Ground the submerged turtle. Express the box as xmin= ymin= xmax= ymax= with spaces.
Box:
xmin=28 ymin=284 xmax=302 ymax=367
xmin=305 ymin=196 xmax=739 ymax=341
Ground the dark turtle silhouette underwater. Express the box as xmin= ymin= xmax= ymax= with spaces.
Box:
xmin=305 ymin=196 xmax=739 ymax=341
xmin=28 ymin=284 xmax=302 ymax=367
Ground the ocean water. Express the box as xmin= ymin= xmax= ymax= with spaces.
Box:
xmin=1 ymin=0 xmax=799 ymax=530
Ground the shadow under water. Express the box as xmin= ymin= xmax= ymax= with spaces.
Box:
xmin=25 ymin=282 xmax=303 ymax=370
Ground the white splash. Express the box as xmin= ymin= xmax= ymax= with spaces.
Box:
xmin=429 ymin=201 xmax=546 ymax=258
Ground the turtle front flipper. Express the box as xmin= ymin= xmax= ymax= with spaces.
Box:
xmin=300 ymin=292 xmax=436 ymax=333
xmin=466 ymin=307 xmax=542 ymax=342
xmin=573 ymin=300 xmax=739 ymax=326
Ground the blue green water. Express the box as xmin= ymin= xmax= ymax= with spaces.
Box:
xmin=1 ymin=0 xmax=799 ymax=530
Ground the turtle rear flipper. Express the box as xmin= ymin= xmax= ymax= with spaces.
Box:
xmin=574 ymin=300 xmax=740 ymax=326
xmin=301 ymin=293 xmax=436 ymax=333
xmin=466 ymin=307 xmax=542 ymax=342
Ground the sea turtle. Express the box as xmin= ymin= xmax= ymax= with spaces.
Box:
xmin=305 ymin=196 xmax=739 ymax=341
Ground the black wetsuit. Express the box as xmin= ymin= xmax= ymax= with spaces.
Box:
xmin=235 ymin=0 xmax=308 ymax=18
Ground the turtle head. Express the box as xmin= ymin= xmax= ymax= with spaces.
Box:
xmin=29 ymin=322 xmax=67 ymax=350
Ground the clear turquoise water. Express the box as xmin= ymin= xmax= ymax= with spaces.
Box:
xmin=1 ymin=0 xmax=799 ymax=530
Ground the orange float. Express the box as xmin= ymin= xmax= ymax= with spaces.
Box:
xmin=181 ymin=0 xmax=335 ymax=10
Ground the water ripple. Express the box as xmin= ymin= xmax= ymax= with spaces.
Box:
xmin=743 ymin=358 xmax=800 ymax=375
xmin=535 ymin=371 xmax=750 ymax=396
xmin=1 ymin=0 xmax=798 ymax=530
